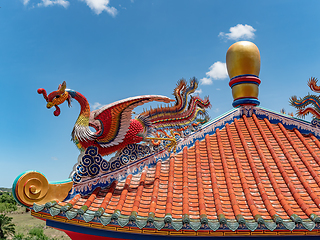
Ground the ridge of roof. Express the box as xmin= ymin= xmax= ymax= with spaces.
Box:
xmin=30 ymin=106 xmax=320 ymax=235
xmin=31 ymin=112 xmax=320 ymax=233
xmin=67 ymin=106 xmax=320 ymax=197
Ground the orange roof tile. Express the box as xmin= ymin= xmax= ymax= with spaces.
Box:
xmin=33 ymin=106 xmax=320 ymax=234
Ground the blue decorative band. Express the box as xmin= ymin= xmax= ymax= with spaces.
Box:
xmin=233 ymin=98 xmax=260 ymax=107
xmin=230 ymin=81 xmax=260 ymax=88
xmin=230 ymin=74 xmax=259 ymax=81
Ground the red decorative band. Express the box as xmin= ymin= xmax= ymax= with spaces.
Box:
xmin=229 ymin=75 xmax=261 ymax=88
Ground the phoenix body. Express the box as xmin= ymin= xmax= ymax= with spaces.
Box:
xmin=38 ymin=79 xmax=210 ymax=156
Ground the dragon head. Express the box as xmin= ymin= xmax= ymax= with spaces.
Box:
xmin=38 ymin=81 xmax=72 ymax=116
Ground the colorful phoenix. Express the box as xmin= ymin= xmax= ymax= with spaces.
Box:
xmin=289 ymin=77 xmax=320 ymax=120
xmin=38 ymin=78 xmax=210 ymax=156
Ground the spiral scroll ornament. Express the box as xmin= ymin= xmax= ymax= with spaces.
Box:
xmin=72 ymin=143 xmax=161 ymax=183
xmin=13 ymin=171 xmax=73 ymax=207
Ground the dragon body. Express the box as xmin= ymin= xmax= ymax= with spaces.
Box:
xmin=38 ymin=78 xmax=210 ymax=156
xmin=289 ymin=77 xmax=320 ymax=120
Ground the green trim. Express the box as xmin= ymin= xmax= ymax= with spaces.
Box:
xmin=309 ymin=213 xmax=320 ymax=223
xmin=129 ymin=211 xmax=137 ymax=221
xmin=236 ymin=214 xmax=245 ymax=224
xmin=171 ymin=221 xmax=182 ymax=231
xmin=153 ymin=220 xmax=165 ymax=231
xmin=164 ymin=213 xmax=172 ymax=223
xmin=100 ymin=215 xmax=112 ymax=226
xmin=65 ymin=209 xmax=78 ymax=220
xmin=290 ymin=213 xmax=302 ymax=223
xmin=37 ymin=204 xmax=320 ymax=232
xmin=61 ymin=203 xmax=73 ymax=212
xmin=282 ymin=220 xmax=295 ymax=231
xmin=200 ymin=214 xmax=208 ymax=224
xmin=208 ymin=220 xmax=220 ymax=231
xmin=78 ymin=205 xmax=88 ymax=215
xmin=112 ymin=209 xmax=121 ymax=220
xmin=136 ymin=219 xmax=147 ymax=229
xmin=147 ymin=212 xmax=155 ymax=223
xmin=95 ymin=207 xmax=104 ymax=217
xmin=272 ymin=214 xmax=282 ymax=224
xmin=254 ymin=214 xmax=264 ymax=224
xmin=49 ymin=207 xmax=61 ymax=216
xmin=302 ymin=219 xmax=315 ymax=231
xmin=49 ymin=178 xmax=72 ymax=184
xmin=33 ymin=203 xmax=45 ymax=212
xmin=264 ymin=220 xmax=277 ymax=231
xmin=218 ymin=213 xmax=226 ymax=224
xmin=83 ymin=212 xmax=95 ymax=223
xmin=117 ymin=217 xmax=129 ymax=227
xmin=258 ymin=106 xmax=310 ymax=124
xmin=182 ymin=214 xmax=190 ymax=224
xmin=226 ymin=219 xmax=239 ymax=231
xmin=45 ymin=200 xmax=57 ymax=208
xmin=245 ymin=220 xmax=258 ymax=231
xmin=202 ymin=108 xmax=239 ymax=127
xmin=189 ymin=220 xmax=201 ymax=231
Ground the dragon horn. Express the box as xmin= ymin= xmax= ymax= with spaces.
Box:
xmin=58 ymin=81 xmax=67 ymax=93
xmin=37 ymin=88 xmax=48 ymax=101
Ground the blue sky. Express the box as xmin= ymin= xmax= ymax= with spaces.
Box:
xmin=1 ymin=0 xmax=320 ymax=187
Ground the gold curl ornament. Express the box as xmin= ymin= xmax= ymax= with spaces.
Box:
xmin=13 ymin=171 xmax=73 ymax=207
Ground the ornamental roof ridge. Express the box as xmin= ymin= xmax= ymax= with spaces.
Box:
xmin=67 ymin=105 xmax=320 ymax=196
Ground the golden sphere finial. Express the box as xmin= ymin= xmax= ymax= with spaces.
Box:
xmin=226 ymin=41 xmax=260 ymax=79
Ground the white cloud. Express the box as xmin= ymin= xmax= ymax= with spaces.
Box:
xmin=200 ymin=61 xmax=228 ymax=85
xmin=219 ymin=24 xmax=256 ymax=41
xmin=92 ymin=102 xmax=103 ymax=110
xmin=81 ymin=0 xmax=118 ymax=16
xmin=194 ymin=89 xmax=202 ymax=95
xmin=200 ymin=77 xmax=212 ymax=85
xmin=216 ymin=88 xmax=221 ymax=91
xmin=51 ymin=157 xmax=58 ymax=161
xmin=37 ymin=0 xmax=69 ymax=8
xmin=206 ymin=62 xmax=228 ymax=79
xmin=24 ymin=0 xmax=118 ymax=16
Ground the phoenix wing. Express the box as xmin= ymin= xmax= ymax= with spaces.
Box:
xmin=90 ymin=95 xmax=173 ymax=148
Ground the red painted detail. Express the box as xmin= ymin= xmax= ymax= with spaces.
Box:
xmin=80 ymin=119 xmax=144 ymax=156
xmin=229 ymin=75 xmax=261 ymax=87
xmin=63 ymin=230 xmax=130 ymax=240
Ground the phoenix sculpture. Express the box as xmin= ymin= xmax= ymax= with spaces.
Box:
xmin=38 ymin=78 xmax=211 ymax=156
xmin=290 ymin=77 xmax=320 ymax=124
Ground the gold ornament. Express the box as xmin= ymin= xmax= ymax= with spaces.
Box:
xmin=226 ymin=41 xmax=260 ymax=79
xmin=14 ymin=171 xmax=73 ymax=207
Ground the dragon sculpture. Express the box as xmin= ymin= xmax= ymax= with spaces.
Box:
xmin=289 ymin=77 xmax=320 ymax=123
xmin=38 ymin=78 xmax=210 ymax=156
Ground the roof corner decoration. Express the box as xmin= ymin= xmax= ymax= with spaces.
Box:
xmin=290 ymin=77 xmax=320 ymax=127
xmin=12 ymin=171 xmax=73 ymax=207
xmin=227 ymin=41 xmax=261 ymax=107
xmin=14 ymin=77 xmax=211 ymax=208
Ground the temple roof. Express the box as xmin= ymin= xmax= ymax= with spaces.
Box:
xmin=31 ymin=106 xmax=320 ymax=237
xmin=17 ymin=41 xmax=320 ymax=238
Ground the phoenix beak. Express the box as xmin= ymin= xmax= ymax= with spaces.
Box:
xmin=47 ymin=102 xmax=53 ymax=108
